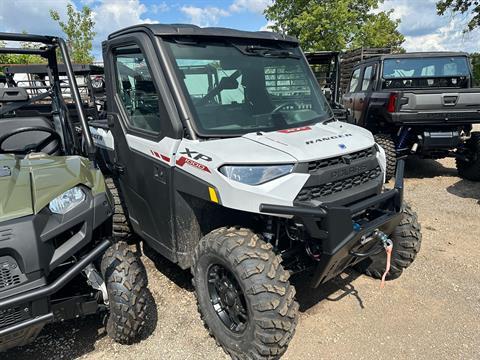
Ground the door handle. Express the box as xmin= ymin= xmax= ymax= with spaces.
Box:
xmin=153 ymin=165 xmax=166 ymax=184
xmin=107 ymin=114 xmax=116 ymax=128
xmin=349 ymin=98 xmax=353 ymax=104
xmin=359 ymin=98 xmax=364 ymax=104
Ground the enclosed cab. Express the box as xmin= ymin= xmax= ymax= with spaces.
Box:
xmin=342 ymin=52 xmax=480 ymax=180
xmin=91 ymin=24 xmax=422 ymax=359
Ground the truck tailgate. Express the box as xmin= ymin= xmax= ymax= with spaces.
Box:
xmin=401 ymin=89 xmax=480 ymax=111
xmin=388 ymin=88 xmax=480 ymax=125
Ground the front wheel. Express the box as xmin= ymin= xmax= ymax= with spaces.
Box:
xmin=355 ymin=204 xmax=422 ymax=280
xmin=456 ymin=132 xmax=480 ymax=181
xmin=192 ymin=227 xmax=299 ymax=359
xmin=101 ymin=241 xmax=148 ymax=344
xmin=374 ymin=133 xmax=397 ymax=182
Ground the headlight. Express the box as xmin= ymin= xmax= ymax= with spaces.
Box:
xmin=219 ymin=164 xmax=294 ymax=185
xmin=49 ymin=187 xmax=86 ymax=214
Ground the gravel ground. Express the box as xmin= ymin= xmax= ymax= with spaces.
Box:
xmin=4 ymin=156 xmax=480 ymax=360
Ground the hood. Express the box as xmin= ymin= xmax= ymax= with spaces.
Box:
xmin=0 ymin=154 xmax=105 ymax=223
xmin=243 ymin=121 xmax=375 ymax=162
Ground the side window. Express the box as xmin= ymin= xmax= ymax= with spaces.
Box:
xmin=114 ymin=46 xmax=161 ymax=133
xmin=362 ymin=66 xmax=373 ymax=91
xmin=349 ymin=68 xmax=361 ymax=92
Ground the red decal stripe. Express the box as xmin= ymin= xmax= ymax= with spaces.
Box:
xmin=278 ymin=126 xmax=312 ymax=134
xmin=161 ymin=154 xmax=170 ymax=162
xmin=176 ymin=156 xmax=210 ymax=173
xmin=151 ymin=150 xmax=170 ymax=163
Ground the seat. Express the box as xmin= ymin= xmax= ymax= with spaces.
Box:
xmin=0 ymin=116 xmax=60 ymax=155
xmin=0 ymin=87 xmax=60 ymax=155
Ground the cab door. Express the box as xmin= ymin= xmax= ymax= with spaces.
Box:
xmin=353 ymin=64 xmax=374 ymax=126
xmin=343 ymin=67 xmax=361 ymax=123
xmin=104 ymin=34 xmax=182 ymax=260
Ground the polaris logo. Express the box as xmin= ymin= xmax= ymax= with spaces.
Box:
xmin=330 ymin=164 xmax=367 ymax=179
xmin=305 ymin=133 xmax=353 ymax=145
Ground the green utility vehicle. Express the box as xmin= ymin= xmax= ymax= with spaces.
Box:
xmin=0 ymin=33 xmax=148 ymax=352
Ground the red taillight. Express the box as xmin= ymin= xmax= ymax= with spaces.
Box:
xmin=387 ymin=92 xmax=398 ymax=113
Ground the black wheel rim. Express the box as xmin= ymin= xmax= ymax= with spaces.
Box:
xmin=207 ymin=264 xmax=249 ymax=333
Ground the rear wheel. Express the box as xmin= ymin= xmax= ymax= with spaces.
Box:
xmin=101 ymin=241 xmax=148 ymax=344
xmin=456 ymin=132 xmax=480 ymax=181
xmin=374 ymin=133 xmax=397 ymax=182
xmin=355 ymin=204 xmax=421 ymax=280
xmin=192 ymin=227 xmax=298 ymax=359
xmin=105 ymin=177 xmax=132 ymax=239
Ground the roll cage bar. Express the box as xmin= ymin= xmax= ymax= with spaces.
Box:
xmin=0 ymin=32 xmax=96 ymax=160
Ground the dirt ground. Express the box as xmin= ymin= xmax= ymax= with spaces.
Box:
xmin=5 ymin=156 xmax=480 ymax=360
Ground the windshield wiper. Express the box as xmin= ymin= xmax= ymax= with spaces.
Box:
xmin=246 ymin=46 xmax=300 ymax=59
xmin=232 ymin=44 xmax=300 ymax=59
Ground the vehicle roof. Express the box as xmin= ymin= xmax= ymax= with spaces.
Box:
xmin=108 ymin=23 xmax=298 ymax=44
xmin=305 ymin=51 xmax=341 ymax=56
xmin=368 ymin=51 xmax=470 ymax=61
xmin=4 ymin=64 xmax=104 ymax=75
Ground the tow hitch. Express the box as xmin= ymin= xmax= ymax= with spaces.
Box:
xmin=351 ymin=229 xmax=394 ymax=288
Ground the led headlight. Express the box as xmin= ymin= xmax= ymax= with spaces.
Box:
xmin=219 ymin=164 xmax=294 ymax=185
xmin=49 ymin=186 xmax=86 ymax=214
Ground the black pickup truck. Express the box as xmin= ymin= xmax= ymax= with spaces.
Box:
xmin=342 ymin=52 xmax=480 ymax=180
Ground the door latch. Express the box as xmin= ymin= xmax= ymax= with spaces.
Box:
xmin=113 ymin=163 xmax=125 ymax=175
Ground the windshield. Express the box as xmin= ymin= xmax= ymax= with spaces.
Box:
xmin=383 ymin=57 xmax=469 ymax=79
xmin=165 ymin=39 xmax=333 ymax=136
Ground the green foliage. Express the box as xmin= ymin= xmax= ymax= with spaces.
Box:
xmin=471 ymin=52 xmax=480 ymax=86
xmin=50 ymin=4 xmax=96 ymax=64
xmin=0 ymin=34 xmax=46 ymax=65
xmin=265 ymin=0 xmax=405 ymax=51
xmin=350 ymin=10 xmax=404 ymax=49
xmin=437 ymin=0 xmax=480 ymax=31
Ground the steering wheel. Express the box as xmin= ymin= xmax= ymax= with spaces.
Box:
xmin=0 ymin=126 xmax=61 ymax=155
xmin=271 ymin=101 xmax=302 ymax=114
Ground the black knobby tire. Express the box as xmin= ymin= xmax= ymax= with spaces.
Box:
xmin=456 ymin=132 xmax=480 ymax=181
xmin=105 ymin=177 xmax=132 ymax=238
xmin=374 ymin=133 xmax=397 ymax=182
xmin=101 ymin=241 xmax=148 ymax=344
xmin=355 ymin=204 xmax=422 ymax=281
xmin=192 ymin=227 xmax=299 ymax=359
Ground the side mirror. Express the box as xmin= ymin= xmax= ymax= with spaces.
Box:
xmin=332 ymin=107 xmax=347 ymax=121
xmin=218 ymin=76 xmax=239 ymax=90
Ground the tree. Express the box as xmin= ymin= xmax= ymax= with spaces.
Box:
xmin=471 ymin=52 xmax=480 ymax=86
xmin=437 ymin=0 xmax=480 ymax=31
xmin=50 ymin=4 xmax=96 ymax=64
xmin=265 ymin=0 xmax=405 ymax=51
xmin=350 ymin=10 xmax=404 ymax=49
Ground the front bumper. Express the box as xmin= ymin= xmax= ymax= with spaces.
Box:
xmin=0 ymin=239 xmax=111 ymax=352
xmin=260 ymin=160 xmax=406 ymax=287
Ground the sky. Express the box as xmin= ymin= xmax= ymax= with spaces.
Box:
xmin=0 ymin=0 xmax=478 ymax=60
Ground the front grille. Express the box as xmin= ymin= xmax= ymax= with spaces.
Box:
xmin=0 ymin=257 xmax=26 ymax=291
xmin=0 ymin=307 xmax=25 ymax=329
xmin=307 ymin=147 xmax=375 ymax=173
xmin=296 ymin=166 xmax=382 ymax=201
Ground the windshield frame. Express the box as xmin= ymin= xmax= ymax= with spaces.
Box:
xmin=162 ymin=36 xmax=334 ymax=138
